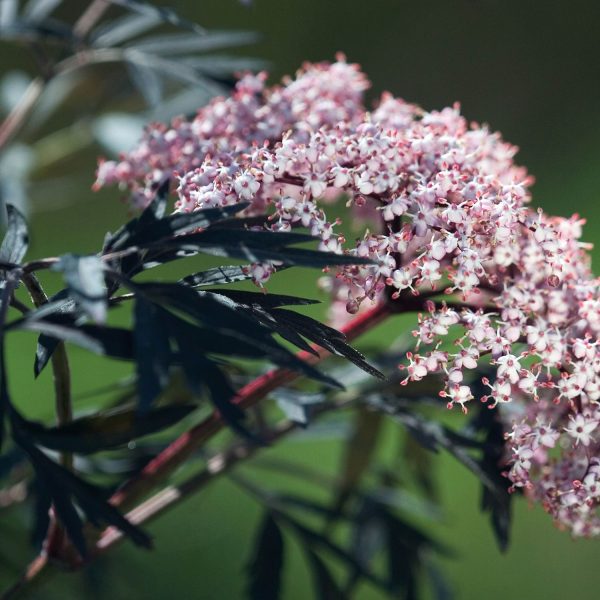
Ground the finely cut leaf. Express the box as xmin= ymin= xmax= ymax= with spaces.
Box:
xmin=133 ymin=297 xmax=171 ymax=413
xmin=105 ymin=200 xmax=248 ymax=254
xmin=138 ymin=282 xmax=341 ymax=389
xmin=91 ymin=12 xmax=162 ymax=47
xmin=122 ymin=49 xmax=219 ymax=88
xmin=127 ymin=30 xmax=259 ymax=56
xmin=368 ymin=397 xmax=505 ymax=497
xmin=23 ymin=0 xmax=63 ymax=22
xmin=468 ymin=404 xmax=513 ymax=551
xmin=304 ymin=548 xmax=345 ymax=600
xmin=165 ymin=229 xmax=376 ymax=269
xmin=0 ymin=203 xmax=28 ymax=264
xmin=180 ymin=265 xmax=255 ymax=287
xmin=0 ymin=271 xmax=18 ymax=449
xmin=167 ymin=314 xmax=254 ymax=440
xmin=33 ymin=289 xmax=76 ymax=377
xmin=20 ymin=318 xmax=134 ymax=358
xmin=109 ymin=0 xmax=204 ymax=34
xmin=22 ymin=404 xmax=195 ymax=453
xmin=12 ymin=415 xmax=152 ymax=556
xmin=209 ymin=289 xmax=319 ymax=308
xmin=246 ymin=513 xmax=285 ymax=600
xmin=271 ymin=309 xmax=384 ymax=379
xmin=0 ymin=0 xmax=17 ymax=28
xmin=125 ymin=58 xmax=163 ymax=106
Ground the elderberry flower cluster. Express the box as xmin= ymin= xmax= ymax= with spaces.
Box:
xmin=504 ymin=400 xmax=600 ymax=536
xmin=96 ymin=56 xmax=600 ymax=537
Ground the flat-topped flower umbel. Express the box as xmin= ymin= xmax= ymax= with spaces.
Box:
xmin=96 ymin=55 xmax=600 ymax=537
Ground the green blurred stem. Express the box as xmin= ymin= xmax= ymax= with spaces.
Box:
xmin=21 ymin=274 xmax=73 ymax=468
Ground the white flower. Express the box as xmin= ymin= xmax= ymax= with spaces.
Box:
xmin=564 ymin=414 xmax=598 ymax=446
xmin=233 ymin=171 xmax=260 ymax=200
xmin=495 ymin=354 xmax=521 ymax=384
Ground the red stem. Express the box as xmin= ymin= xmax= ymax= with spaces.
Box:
xmin=109 ymin=302 xmax=392 ymax=509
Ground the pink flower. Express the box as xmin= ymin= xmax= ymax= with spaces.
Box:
xmin=96 ymin=56 xmax=600 ymax=537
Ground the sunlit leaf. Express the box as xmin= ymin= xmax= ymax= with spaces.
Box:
xmin=20 ymin=318 xmax=134 ymax=360
xmin=33 ymin=289 xmax=75 ymax=377
xmin=209 ymin=289 xmax=319 ymax=308
xmin=54 ymin=254 xmax=107 ymax=323
xmin=0 ymin=203 xmax=28 ymax=265
xmin=271 ymin=389 xmax=324 ymax=426
xmin=180 ymin=265 xmax=254 ymax=288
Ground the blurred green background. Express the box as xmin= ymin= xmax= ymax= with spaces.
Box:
xmin=1 ymin=0 xmax=600 ymax=598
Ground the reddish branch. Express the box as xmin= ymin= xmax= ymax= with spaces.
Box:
xmin=108 ymin=289 xmax=492 ymax=512
xmin=110 ymin=301 xmax=392 ymax=510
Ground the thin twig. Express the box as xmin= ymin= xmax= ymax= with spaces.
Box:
xmin=0 ymin=481 xmax=28 ymax=509
xmin=0 ymin=555 xmax=50 ymax=600
xmin=0 ymin=78 xmax=45 ymax=152
xmin=50 ymin=344 xmax=73 ymax=447
xmin=73 ymin=0 xmax=111 ymax=39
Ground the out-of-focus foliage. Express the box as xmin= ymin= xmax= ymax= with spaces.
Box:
xmin=0 ymin=0 xmax=265 ymax=215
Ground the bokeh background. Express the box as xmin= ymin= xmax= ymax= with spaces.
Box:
xmin=1 ymin=0 xmax=600 ymax=598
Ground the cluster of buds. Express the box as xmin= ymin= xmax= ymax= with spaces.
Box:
xmin=96 ymin=56 xmax=600 ymax=537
